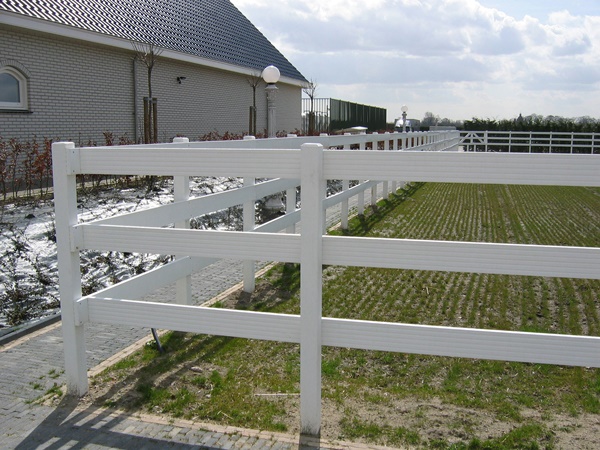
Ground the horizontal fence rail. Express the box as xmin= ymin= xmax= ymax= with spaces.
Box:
xmin=69 ymin=146 xmax=600 ymax=186
xmin=53 ymin=131 xmax=600 ymax=437
xmin=79 ymin=299 xmax=600 ymax=368
xmin=92 ymin=178 xmax=300 ymax=227
xmin=321 ymin=319 xmax=600 ymax=367
xmin=74 ymin=228 xmax=600 ymax=280
xmin=460 ymin=130 xmax=600 ymax=154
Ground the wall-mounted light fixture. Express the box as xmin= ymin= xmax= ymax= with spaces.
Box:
xmin=177 ymin=76 xmax=187 ymax=84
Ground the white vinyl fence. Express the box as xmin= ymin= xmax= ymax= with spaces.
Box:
xmin=460 ymin=130 xmax=600 ymax=153
xmin=53 ymin=131 xmax=600 ymax=437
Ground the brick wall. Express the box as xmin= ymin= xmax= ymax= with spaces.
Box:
xmin=0 ymin=24 xmax=302 ymax=144
xmin=151 ymin=59 xmax=302 ymax=141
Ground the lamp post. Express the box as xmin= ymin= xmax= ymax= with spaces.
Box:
xmin=262 ymin=65 xmax=280 ymax=138
xmin=401 ymin=104 xmax=408 ymax=133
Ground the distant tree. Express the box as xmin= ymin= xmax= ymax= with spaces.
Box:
xmin=465 ymin=114 xmax=600 ymax=132
xmin=463 ymin=118 xmax=499 ymax=131
xmin=421 ymin=112 xmax=439 ymax=128
xmin=438 ymin=117 xmax=464 ymax=129
xmin=303 ymin=79 xmax=318 ymax=134
xmin=246 ymin=70 xmax=262 ymax=136
xmin=576 ymin=116 xmax=599 ymax=132
xmin=132 ymin=41 xmax=162 ymax=143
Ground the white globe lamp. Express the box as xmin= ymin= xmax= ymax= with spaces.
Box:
xmin=263 ymin=65 xmax=280 ymax=137
xmin=401 ymin=105 xmax=408 ymax=132
xmin=262 ymin=65 xmax=281 ymax=84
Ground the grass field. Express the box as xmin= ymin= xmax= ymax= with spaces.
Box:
xmin=91 ymin=183 xmax=600 ymax=449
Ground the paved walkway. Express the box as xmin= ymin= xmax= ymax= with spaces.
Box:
xmin=1 ymin=260 xmax=382 ymax=450
xmin=0 ymin=186 xmax=396 ymax=450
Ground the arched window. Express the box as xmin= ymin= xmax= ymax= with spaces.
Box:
xmin=0 ymin=67 xmax=28 ymax=110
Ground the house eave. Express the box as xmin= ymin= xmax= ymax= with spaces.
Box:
xmin=0 ymin=12 xmax=305 ymax=87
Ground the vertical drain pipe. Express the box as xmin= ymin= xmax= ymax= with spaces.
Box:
xmin=132 ymin=56 xmax=138 ymax=143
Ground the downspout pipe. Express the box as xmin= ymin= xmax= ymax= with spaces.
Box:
xmin=133 ymin=56 xmax=138 ymax=143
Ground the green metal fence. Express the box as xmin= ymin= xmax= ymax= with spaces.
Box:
xmin=302 ymin=98 xmax=387 ymax=134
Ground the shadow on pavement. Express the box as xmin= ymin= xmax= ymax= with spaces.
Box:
xmin=299 ymin=433 xmax=323 ymax=450
xmin=15 ymin=396 xmax=214 ymax=449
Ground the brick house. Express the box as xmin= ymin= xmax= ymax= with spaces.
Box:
xmin=0 ymin=0 xmax=307 ymax=144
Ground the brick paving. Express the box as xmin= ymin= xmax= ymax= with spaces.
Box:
xmin=0 ymin=189 xmax=396 ymax=449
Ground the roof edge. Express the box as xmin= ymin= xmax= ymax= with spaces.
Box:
xmin=0 ymin=12 xmax=305 ymax=87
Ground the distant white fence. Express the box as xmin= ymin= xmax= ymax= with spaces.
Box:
xmin=460 ymin=130 xmax=600 ymax=153
xmin=53 ymin=131 xmax=600 ymax=437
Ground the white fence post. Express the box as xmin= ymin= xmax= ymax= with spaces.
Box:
xmin=286 ymin=186 xmax=296 ymax=234
xmin=382 ymin=134 xmax=390 ymax=199
xmin=243 ymin=177 xmax=256 ymax=293
xmin=340 ymin=144 xmax=350 ymax=230
xmin=322 ymin=182 xmax=328 ymax=235
xmin=300 ymin=143 xmax=324 ymax=437
xmin=52 ymin=142 xmax=88 ymax=396
xmin=358 ymin=185 xmax=365 ymax=215
xmin=341 ymin=179 xmax=349 ymax=230
xmin=391 ymin=135 xmax=398 ymax=193
xmin=173 ymin=137 xmax=192 ymax=304
xmin=370 ymin=133 xmax=378 ymax=207
xmin=341 ymin=141 xmax=350 ymax=229
xmin=484 ymin=131 xmax=489 ymax=152
xmin=371 ymin=181 xmax=377 ymax=207
xmin=357 ymin=140 xmax=366 ymax=215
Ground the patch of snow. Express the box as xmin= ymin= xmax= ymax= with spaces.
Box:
xmin=0 ymin=176 xmax=248 ymax=329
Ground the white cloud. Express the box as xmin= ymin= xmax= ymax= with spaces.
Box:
xmin=231 ymin=0 xmax=600 ymax=121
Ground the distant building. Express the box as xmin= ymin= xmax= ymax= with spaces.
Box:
xmin=0 ymin=0 xmax=307 ymax=143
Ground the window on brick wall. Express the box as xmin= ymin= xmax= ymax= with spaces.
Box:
xmin=0 ymin=67 xmax=28 ymax=111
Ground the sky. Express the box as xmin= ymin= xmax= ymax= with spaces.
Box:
xmin=230 ymin=0 xmax=600 ymax=123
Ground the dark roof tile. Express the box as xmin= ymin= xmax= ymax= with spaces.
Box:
xmin=2 ymin=0 xmax=306 ymax=81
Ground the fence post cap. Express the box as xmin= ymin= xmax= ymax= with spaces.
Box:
xmin=52 ymin=141 xmax=75 ymax=148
